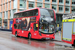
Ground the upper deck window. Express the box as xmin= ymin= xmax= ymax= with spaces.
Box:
xmin=14 ymin=9 xmax=38 ymax=18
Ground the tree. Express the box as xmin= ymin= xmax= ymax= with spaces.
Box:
xmin=0 ymin=18 xmax=2 ymax=21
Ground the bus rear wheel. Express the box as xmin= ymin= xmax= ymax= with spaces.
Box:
xmin=15 ymin=31 xmax=18 ymax=37
xmin=28 ymin=33 xmax=31 ymax=39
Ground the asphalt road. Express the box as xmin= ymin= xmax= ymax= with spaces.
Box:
xmin=0 ymin=31 xmax=74 ymax=50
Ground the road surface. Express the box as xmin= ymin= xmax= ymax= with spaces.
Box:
xmin=0 ymin=31 xmax=74 ymax=50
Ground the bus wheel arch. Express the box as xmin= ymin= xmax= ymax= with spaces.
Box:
xmin=28 ymin=33 xmax=31 ymax=39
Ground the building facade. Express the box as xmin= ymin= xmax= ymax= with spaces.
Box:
xmin=0 ymin=0 xmax=75 ymax=29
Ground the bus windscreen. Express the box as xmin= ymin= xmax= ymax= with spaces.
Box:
xmin=39 ymin=8 xmax=55 ymax=34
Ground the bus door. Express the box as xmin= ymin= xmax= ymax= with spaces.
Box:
xmin=16 ymin=24 xmax=22 ymax=36
xmin=32 ymin=23 xmax=39 ymax=38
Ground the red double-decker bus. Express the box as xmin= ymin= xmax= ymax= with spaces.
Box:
xmin=12 ymin=8 xmax=56 ymax=40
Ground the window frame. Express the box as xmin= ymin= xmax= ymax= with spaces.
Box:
xmin=33 ymin=23 xmax=38 ymax=31
xmin=14 ymin=9 xmax=38 ymax=18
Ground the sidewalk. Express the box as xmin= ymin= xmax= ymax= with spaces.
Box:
xmin=0 ymin=28 xmax=12 ymax=31
xmin=54 ymin=32 xmax=72 ymax=47
xmin=55 ymin=32 xmax=61 ymax=41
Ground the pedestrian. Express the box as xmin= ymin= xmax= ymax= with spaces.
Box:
xmin=58 ymin=26 xmax=61 ymax=35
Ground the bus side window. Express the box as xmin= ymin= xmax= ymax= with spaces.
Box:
xmin=34 ymin=24 xmax=38 ymax=30
xmin=16 ymin=14 xmax=19 ymax=18
xmin=18 ymin=24 xmax=21 ymax=29
xmin=33 ymin=9 xmax=38 ymax=16
xmin=14 ymin=24 xmax=17 ymax=29
xmin=22 ymin=12 xmax=27 ymax=17
xmin=19 ymin=13 xmax=22 ymax=17
xmin=14 ymin=14 xmax=17 ymax=18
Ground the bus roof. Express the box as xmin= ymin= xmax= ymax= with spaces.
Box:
xmin=14 ymin=7 xmax=54 ymax=14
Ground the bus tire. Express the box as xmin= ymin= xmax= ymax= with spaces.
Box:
xmin=15 ymin=31 xmax=18 ymax=37
xmin=28 ymin=33 xmax=31 ymax=39
xmin=72 ymin=40 xmax=75 ymax=47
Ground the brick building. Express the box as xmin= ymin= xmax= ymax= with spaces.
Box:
xmin=0 ymin=0 xmax=75 ymax=29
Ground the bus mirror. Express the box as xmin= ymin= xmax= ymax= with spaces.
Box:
xmin=36 ymin=24 xmax=38 ymax=27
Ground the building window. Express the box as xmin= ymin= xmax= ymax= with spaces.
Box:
xmin=20 ymin=4 xmax=22 ymax=6
xmin=14 ymin=0 xmax=17 ymax=8
xmin=2 ymin=5 xmax=4 ymax=10
xmin=20 ymin=0 xmax=26 ymax=8
xmin=72 ymin=0 xmax=75 ymax=5
xmin=10 ymin=11 xmax=11 ymax=18
xmin=66 ymin=0 xmax=70 ymax=4
xmin=52 ymin=0 xmax=56 ymax=2
xmin=37 ymin=0 xmax=43 ymax=2
xmin=0 ymin=13 xmax=2 ymax=18
xmin=4 ymin=5 xmax=5 ymax=11
xmin=59 ymin=6 xmax=63 ymax=12
xmin=0 ymin=12 xmax=2 ymax=18
xmin=20 ymin=0 xmax=24 ymax=8
xmin=72 ymin=7 xmax=75 ymax=12
xmin=28 ymin=0 xmax=35 ymax=1
xmin=12 ymin=9 xmax=16 ymax=18
xmin=19 ymin=9 xmax=24 ymax=11
xmin=13 ymin=9 xmax=16 ymax=14
xmin=45 ymin=4 xmax=50 ymax=8
xmin=52 ymin=5 xmax=57 ymax=11
xmin=7 ymin=0 xmax=8 ymax=2
xmin=1 ymin=6 xmax=2 ymax=11
xmin=4 ymin=0 xmax=5 ymax=3
xmin=37 ymin=3 xmax=42 ymax=8
xmin=29 ymin=2 xmax=34 ymax=8
xmin=52 ymin=0 xmax=57 ymax=3
xmin=10 ymin=2 xmax=11 ymax=9
xmin=6 ymin=11 xmax=8 ymax=19
xmin=3 ymin=19 xmax=7 ymax=29
xmin=1 ymin=0 xmax=2 ymax=3
xmin=65 ymin=6 xmax=70 ymax=13
xmin=59 ymin=0 xmax=63 ymax=3
xmin=45 ymin=0 xmax=50 ymax=2
xmin=4 ymin=12 xmax=5 ymax=18
xmin=7 ymin=3 xmax=8 ymax=10
xmin=1 ymin=13 xmax=2 ymax=18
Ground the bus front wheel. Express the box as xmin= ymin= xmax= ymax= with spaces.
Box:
xmin=72 ymin=40 xmax=75 ymax=47
xmin=28 ymin=33 xmax=31 ymax=39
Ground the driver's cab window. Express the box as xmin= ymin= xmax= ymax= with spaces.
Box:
xmin=39 ymin=23 xmax=49 ymax=32
xmin=34 ymin=24 xmax=38 ymax=30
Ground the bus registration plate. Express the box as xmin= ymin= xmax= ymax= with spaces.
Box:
xmin=46 ymin=38 xmax=50 ymax=39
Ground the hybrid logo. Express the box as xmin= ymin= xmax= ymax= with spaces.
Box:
xmin=16 ymin=19 xmax=21 ymax=23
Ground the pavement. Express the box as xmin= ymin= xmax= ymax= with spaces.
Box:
xmin=54 ymin=32 xmax=72 ymax=47
xmin=55 ymin=32 xmax=61 ymax=41
xmin=0 ymin=31 xmax=74 ymax=50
